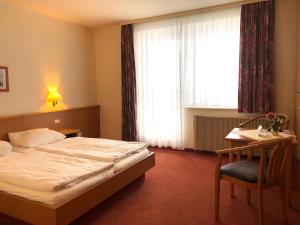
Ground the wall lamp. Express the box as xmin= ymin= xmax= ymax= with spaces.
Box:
xmin=47 ymin=88 xmax=62 ymax=107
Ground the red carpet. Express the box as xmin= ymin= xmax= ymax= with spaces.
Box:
xmin=1 ymin=148 xmax=300 ymax=225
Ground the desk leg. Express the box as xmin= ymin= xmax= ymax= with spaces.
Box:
xmin=228 ymin=141 xmax=234 ymax=198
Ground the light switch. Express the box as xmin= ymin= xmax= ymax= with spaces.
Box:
xmin=54 ymin=119 xmax=61 ymax=124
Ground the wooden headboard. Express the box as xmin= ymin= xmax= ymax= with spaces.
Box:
xmin=0 ymin=105 xmax=100 ymax=141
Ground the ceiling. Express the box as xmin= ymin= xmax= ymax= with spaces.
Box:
xmin=4 ymin=0 xmax=243 ymax=28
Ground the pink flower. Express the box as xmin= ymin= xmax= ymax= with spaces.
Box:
xmin=266 ymin=112 xmax=275 ymax=120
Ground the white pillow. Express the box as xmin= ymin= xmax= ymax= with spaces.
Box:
xmin=0 ymin=141 xmax=12 ymax=156
xmin=8 ymin=128 xmax=66 ymax=147
xmin=8 ymin=128 xmax=48 ymax=146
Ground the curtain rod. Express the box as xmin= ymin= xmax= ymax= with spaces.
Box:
xmin=120 ymin=0 xmax=268 ymax=25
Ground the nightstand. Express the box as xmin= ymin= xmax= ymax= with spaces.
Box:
xmin=58 ymin=129 xmax=82 ymax=138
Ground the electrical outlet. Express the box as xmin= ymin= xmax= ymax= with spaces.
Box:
xmin=54 ymin=119 xmax=61 ymax=124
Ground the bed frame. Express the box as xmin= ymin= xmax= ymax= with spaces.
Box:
xmin=0 ymin=108 xmax=155 ymax=225
xmin=0 ymin=152 xmax=155 ymax=225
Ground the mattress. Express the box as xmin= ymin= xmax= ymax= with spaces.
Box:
xmin=0 ymin=148 xmax=150 ymax=206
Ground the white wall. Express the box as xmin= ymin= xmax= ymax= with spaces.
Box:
xmin=274 ymin=0 xmax=298 ymax=131
xmin=0 ymin=1 xmax=97 ymax=115
xmin=93 ymin=25 xmax=122 ymax=140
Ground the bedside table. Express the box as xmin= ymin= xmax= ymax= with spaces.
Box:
xmin=58 ymin=129 xmax=82 ymax=138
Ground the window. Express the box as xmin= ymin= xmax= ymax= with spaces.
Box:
xmin=134 ymin=7 xmax=241 ymax=148
xmin=181 ymin=8 xmax=240 ymax=108
xmin=134 ymin=18 xmax=183 ymax=148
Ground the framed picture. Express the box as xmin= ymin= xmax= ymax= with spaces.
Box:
xmin=0 ymin=66 xmax=9 ymax=92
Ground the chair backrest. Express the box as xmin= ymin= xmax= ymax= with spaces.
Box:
xmin=248 ymin=137 xmax=292 ymax=185
xmin=265 ymin=139 xmax=291 ymax=185
xmin=239 ymin=113 xmax=290 ymax=130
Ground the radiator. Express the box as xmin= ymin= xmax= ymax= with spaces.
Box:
xmin=194 ymin=116 xmax=255 ymax=152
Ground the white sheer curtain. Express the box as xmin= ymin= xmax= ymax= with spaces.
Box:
xmin=133 ymin=8 xmax=241 ymax=149
xmin=134 ymin=18 xmax=183 ymax=148
xmin=181 ymin=8 xmax=241 ymax=108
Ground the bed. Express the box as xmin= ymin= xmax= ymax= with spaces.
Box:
xmin=0 ymin=129 xmax=155 ymax=225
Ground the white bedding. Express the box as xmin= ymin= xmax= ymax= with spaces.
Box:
xmin=0 ymin=149 xmax=150 ymax=206
xmin=12 ymin=146 xmax=34 ymax=153
xmin=36 ymin=137 xmax=147 ymax=162
xmin=0 ymin=168 xmax=114 ymax=206
xmin=0 ymin=151 xmax=113 ymax=192
xmin=114 ymin=149 xmax=149 ymax=173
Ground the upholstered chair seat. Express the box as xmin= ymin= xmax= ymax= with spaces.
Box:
xmin=221 ymin=160 xmax=262 ymax=183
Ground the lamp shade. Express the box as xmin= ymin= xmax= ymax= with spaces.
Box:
xmin=47 ymin=89 xmax=62 ymax=106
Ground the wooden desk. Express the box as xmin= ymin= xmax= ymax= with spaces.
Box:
xmin=225 ymin=128 xmax=295 ymax=206
xmin=225 ymin=128 xmax=254 ymax=145
xmin=225 ymin=127 xmax=296 ymax=160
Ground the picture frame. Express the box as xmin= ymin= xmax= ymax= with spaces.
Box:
xmin=0 ymin=66 xmax=9 ymax=92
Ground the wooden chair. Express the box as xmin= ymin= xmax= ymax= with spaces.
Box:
xmin=215 ymin=137 xmax=293 ymax=225
xmin=239 ymin=113 xmax=290 ymax=130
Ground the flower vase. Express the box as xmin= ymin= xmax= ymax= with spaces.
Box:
xmin=271 ymin=129 xmax=279 ymax=136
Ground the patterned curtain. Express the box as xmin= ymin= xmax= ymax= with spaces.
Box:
xmin=121 ymin=24 xmax=137 ymax=141
xmin=238 ymin=0 xmax=275 ymax=113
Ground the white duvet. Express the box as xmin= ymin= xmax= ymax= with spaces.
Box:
xmin=36 ymin=137 xmax=147 ymax=162
xmin=0 ymin=151 xmax=113 ymax=192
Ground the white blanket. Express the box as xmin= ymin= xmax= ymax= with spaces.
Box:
xmin=0 ymin=151 xmax=113 ymax=192
xmin=36 ymin=137 xmax=148 ymax=162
